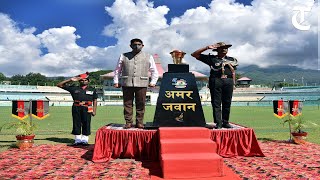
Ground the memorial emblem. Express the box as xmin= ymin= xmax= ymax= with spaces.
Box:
xmin=172 ymin=78 xmax=187 ymax=88
xmin=175 ymin=113 xmax=184 ymax=122
xmin=153 ymin=50 xmax=206 ymax=127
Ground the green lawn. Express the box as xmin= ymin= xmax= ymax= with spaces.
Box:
xmin=1 ymin=106 xmax=319 ymax=152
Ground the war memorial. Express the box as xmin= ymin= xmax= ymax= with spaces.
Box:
xmin=0 ymin=53 xmax=319 ymax=179
xmin=92 ymin=50 xmax=264 ymax=179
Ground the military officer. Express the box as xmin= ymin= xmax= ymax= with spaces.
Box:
xmin=57 ymin=73 xmax=98 ymax=145
xmin=191 ymin=42 xmax=238 ymax=129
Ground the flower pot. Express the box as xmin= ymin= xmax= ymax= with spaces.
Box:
xmin=291 ymin=132 xmax=308 ymax=144
xmin=16 ymin=135 xmax=35 ymax=149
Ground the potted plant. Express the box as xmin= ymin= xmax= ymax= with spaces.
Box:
xmin=0 ymin=119 xmax=37 ymax=149
xmin=290 ymin=116 xmax=308 ymax=144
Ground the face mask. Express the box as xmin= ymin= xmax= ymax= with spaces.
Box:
xmin=217 ymin=48 xmax=228 ymax=54
xmin=79 ymin=79 xmax=89 ymax=86
xmin=131 ymin=44 xmax=143 ymax=51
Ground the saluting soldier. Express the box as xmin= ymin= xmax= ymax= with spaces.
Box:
xmin=191 ymin=42 xmax=238 ymax=129
xmin=57 ymin=73 xmax=98 ymax=146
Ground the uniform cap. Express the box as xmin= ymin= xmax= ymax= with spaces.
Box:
xmin=214 ymin=42 xmax=232 ymax=50
xmin=78 ymin=72 xmax=90 ymax=80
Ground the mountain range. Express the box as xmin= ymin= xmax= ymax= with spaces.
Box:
xmin=237 ymin=65 xmax=320 ymax=86
xmin=198 ymin=65 xmax=320 ymax=86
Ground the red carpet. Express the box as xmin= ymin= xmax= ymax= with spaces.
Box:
xmin=92 ymin=124 xmax=264 ymax=163
xmin=224 ymin=140 xmax=320 ymax=179
xmin=159 ymin=127 xmax=224 ymax=179
xmin=0 ymin=140 xmax=319 ymax=179
xmin=144 ymin=162 xmax=241 ymax=180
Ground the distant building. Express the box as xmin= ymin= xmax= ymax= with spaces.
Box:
xmin=236 ymin=77 xmax=252 ymax=87
xmin=1 ymin=81 xmax=11 ymax=85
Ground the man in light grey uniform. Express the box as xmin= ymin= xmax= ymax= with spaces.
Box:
xmin=113 ymin=38 xmax=158 ymax=129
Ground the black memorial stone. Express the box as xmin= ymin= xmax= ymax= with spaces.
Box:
xmin=153 ymin=64 xmax=206 ymax=127
xmin=168 ymin=64 xmax=189 ymax=73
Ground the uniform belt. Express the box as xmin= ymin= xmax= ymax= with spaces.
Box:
xmin=73 ymin=100 xmax=93 ymax=106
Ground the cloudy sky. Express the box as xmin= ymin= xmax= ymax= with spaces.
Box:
xmin=0 ymin=0 xmax=318 ymax=77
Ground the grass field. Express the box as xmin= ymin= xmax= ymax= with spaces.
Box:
xmin=1 ymin=105 xmax=319 ymax=152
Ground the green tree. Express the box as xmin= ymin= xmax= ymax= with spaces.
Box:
xmin=50 ymin=76 xmax=66 ymax=86
xmin=7 ymin=70 xmax=113 ymax=86
xmin=89 ymin=70 xmax=112 ymax=86
xmin=25 ymin=72 xmax=47 ymax=86
xmin=0 ymin=72 xmax=6 ymax=82
xmin=10 ymin=74 xmax=26 ymax=85
xmin=235 ymin=73 xmax=241 ymax=80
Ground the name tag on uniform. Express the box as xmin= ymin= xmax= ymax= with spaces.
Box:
xmin=86 ymin=91 xmax=93 ymax=95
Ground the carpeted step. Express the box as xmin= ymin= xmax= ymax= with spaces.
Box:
xmin=160 ymin=153 xmax=224 ymax=179
xmin=159 ymin=127 xmax=224 ymax=179
xmin=160 ymin=138 xmax=217 ymax=154
xmin=159 ymin=127 xmax=211 ymax=139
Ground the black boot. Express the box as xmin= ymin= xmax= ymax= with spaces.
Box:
xmin=215 ymin=121 xmax=222 ymax=129
xmin=205 ymin=124 xmax=215 ymax=129
xmin=222 ymin=120 xmax=232 ymax=128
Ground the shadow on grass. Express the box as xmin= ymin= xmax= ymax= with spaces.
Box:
xmin=257 ymin=138 xmax=274 ymax=141
xmin=43 ymin=137 xmax=74 ymax=144
xmin=0 ymin=140 xmax=15 ymax=143
xmin=0 ymin=143 xmax=17 ymax=152
xmin=257 ymin=138 xmax=294 ymax=144
xmin=0 ymin=144 xmax=16 ymax=148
